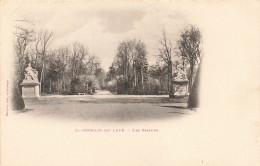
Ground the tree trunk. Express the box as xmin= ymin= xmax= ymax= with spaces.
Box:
xmin=49 ymin=79 xmax=52 ymax=93
xmin=189 ymin=62 xmax=194 ymax=93
xmin=140 ymin=66 xmax=144 ymax=92
xmin=168 ymin=60 xmax=173 ymax=95
xmin=134 ymin=67 xmax=137 ymax=86
xmin=116 ymin=79 xmax=118 ymax=94
xmin=159 ymin=79 xmax=162 ymax=95
xmin=165 ymin=81 xmax=168 ymax=94
xmin=167 ymin=63 xmax=170 ymax=94
xmin=57 ymin=78 xmax=60 ymax=94
xmin=188 ymin=61 xmax=201 ymax=108
xmin=62 ymin=73 xmax=64 ymax=91
xmin=12 ymin=81 xmax=25 ymax=110
xmin=40 ymin=61 xmax=45 ymax=94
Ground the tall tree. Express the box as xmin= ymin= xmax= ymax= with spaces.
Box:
xmin=176 ymin=25 xmax=201 ymax=91
xmin=14 ymin=24 xmax=34 ymax=81
xmin=188 ymin=60 xmax=201 ymax=108
xmin=157 ymin=28 xmax=173 ymax=95
xmin=85 ymin=55 xmax=100 ymax=75
xmin=134 ymin=40 xmax=148 ymax=92
xmin=69 ymin=43 xmax=88 ymax=94
xmin=35 ymin=30 xmax=53 ymax=93
xmin=57 ymin=47 xmax=69 ymax=91
xmin=13 ymin=22 xmax=34 ymax=109
xmin=149 ymin=62 xmax=168 ymax=94
xmin=112 ymin=39 xmax=148 ymax=94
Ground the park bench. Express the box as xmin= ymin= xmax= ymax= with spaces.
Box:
xmin=78 ymin=93 xmax=87 ymax=95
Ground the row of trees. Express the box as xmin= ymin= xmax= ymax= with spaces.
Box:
xmin=105 ymin=39 xmax=149 ymax=94
xmin=156 ymin=26 xmax=201 ymax=94
xmin=106 ymin=25 xmax=202 ymax=95
xmin=13 ymin=20 xmax=201 ymax=97
xmin=13 ymin=20 xmax=105 ymax=95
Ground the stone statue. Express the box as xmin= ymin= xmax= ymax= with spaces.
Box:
xmin=174 ymin=65 xmax=188 ymax=81
xmin=170 ymin=65 xmax=189 ymax=100
xmin=23 ymin=63 xmax=39 ymax=82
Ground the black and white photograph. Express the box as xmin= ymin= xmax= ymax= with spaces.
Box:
xmin=1 ymin=1 xmax=259 ymax=166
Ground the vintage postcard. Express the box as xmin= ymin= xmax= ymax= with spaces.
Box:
xmin=0 ymin=0 xmax=259 ymax=166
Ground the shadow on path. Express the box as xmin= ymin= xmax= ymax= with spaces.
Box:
xmin=19 ymin=93 xmax=194 ymax=122
xmin=19 ymin=103 xmax=192 ymax=123
xmin=161 ymin=106 xmax=188 ymax=109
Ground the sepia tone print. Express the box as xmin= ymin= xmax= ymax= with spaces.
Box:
xmin=1 ymin=1 xmax=259 ymax=166
xmin=11 ymin=4 xmax=201 ymax=121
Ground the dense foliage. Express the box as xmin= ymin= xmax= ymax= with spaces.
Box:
xmin=14 ymin=21 xmax=201 ymax=97
xmin=14 ymin=22 xmax=105 ymax=95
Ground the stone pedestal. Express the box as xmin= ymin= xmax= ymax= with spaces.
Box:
xmin=170 ymin=80 xmax=189 ymax=103
xmin=20 ymin=82 xmax=40 ymax=99
xmin=170 ymin=65 xmax=190 ymax=102
xmin=20 ymin=63 xmax=40 ymax=108
xmin=20 ymin=82 xmax=40 ymax=107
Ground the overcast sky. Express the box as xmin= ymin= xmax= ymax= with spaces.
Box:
xmin=13 ymin=2 xmax=200 ymax=71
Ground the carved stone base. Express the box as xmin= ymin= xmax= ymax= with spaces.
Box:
xmin=170 ymin=80 xmax=189 ymax=103
xmin=20 ymin=82 xmax=40 ymax=108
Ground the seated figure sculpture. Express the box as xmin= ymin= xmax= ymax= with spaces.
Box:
xmin=20 ymin=63 xmax=40 ymax=105
xmin=174 ymin=65 xmax=188 ymax=81
xmin=171 ymin=65 xmax=189 ymax=99
xmin=23 ymin=63 xmax=39 ymax=82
